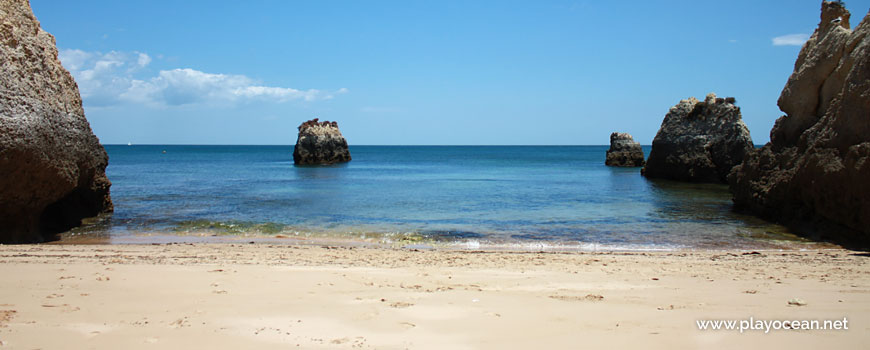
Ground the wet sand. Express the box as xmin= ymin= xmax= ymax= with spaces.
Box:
xmin=0 ymin=243 xmax=868 ymax=349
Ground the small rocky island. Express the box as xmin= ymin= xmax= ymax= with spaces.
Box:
xmin=729 ymin=1 xmax=870 ymax=245
xmin=642 ymin=93 xmax=753 ymax=183
xmin=293 ymin=118 xmax=351 ymax=165
xmin=0 ymin=0 xmax=113 ymax=243
xmin=605 ymin=133 xmax=645 ymax=167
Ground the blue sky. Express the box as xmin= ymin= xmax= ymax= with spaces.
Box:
xmin=32 ymin=0 xmax=870 ymax=145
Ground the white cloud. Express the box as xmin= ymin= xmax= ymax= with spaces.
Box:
xmin=772 ymin=33 xmax=810 ymax=46
xmin=136 ymin=53 xmax=151 ymax=67
xmin=58 ymin=50 xmax=142 ymax=106
xmin=58 ymin=49 xmax=92 ymax=71
xmin=58 ymin=49 xmax=343 ymax=108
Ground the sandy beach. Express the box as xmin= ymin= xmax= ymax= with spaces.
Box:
xmin=0 ymin=243 xmax=867 ymax=349
xmin=4 ymin=0 xmax=870 ymax=349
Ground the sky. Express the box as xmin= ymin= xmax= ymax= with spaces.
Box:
xmin=31 ymin=0 xmax=870 ymax=145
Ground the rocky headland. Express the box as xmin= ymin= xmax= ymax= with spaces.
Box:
xmin=605 ymin=132 xmax=645 ymax=167
xmin=729 ymin=2 xmax=870 ymax=245
xmin=642 ymin=93 xmax=753 ymax=183
xmin=0 ymin=0 xmax=112 ymax=243
xmin=293 ymin=118 xmax=351 ymax=165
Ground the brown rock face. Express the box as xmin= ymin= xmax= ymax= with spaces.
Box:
xmin=729 ymin=2 xmax=870 ymax=245
xmin=642 ymin=93 xmax=754 ymax=183
xmin=605 ymin=132 xmax=645 ymax=167
xmin=293 ymin=118 xmax=351 ymax=165
xmin=0 ymin=0 xmax=112 ymax=243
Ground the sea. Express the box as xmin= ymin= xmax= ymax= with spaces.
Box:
xmin=64 ymin=145 xmax=825 ymax=250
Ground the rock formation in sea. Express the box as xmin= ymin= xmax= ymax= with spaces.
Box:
xmin=605 ymin=132 xmax=645 ymax=167
xmin=0 ymin=0 xmax=113 ymax=243
xmin=293 ymin=118 xmax=351 ymax=165
xmin=641 ymin=93 xmax=753 ymax=183
xmin=729 ymin=1 xmax=870 ymax=245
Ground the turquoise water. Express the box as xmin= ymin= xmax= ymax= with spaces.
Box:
xmin=68 ymin=145 xmax=813 ymax=250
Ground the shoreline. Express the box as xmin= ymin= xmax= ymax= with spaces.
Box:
xmin=53 ymin=229 xmax=838 ymax=253
xmin=0 ymin=243 xmax=867 ymax=349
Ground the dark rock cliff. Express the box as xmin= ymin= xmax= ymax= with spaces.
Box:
xmin=605 ymin=132 xmax=645 ymax=167
xmin=729 ymin=2 xmax=870 ymax=246
xmin=0 ymin=0 xmax=112 ymax=243
xmin=642 ymin=93 xmax=753 ymax=183
xmin=293 ymin=118 xmax=351 ymax=165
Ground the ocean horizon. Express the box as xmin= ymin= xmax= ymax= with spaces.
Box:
xmin=106 ymin=144 xmax=771 ymax=147
xmin=65 ymin=144 xmax=819 ymax=251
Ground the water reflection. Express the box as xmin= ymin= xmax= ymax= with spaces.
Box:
xmin=642 ymin=177 xmax=808 ymax=244
xmin=292 ymin=162 xmax=350 ymax=180
xmin=644 ymin=178 xmax=733 ymax=222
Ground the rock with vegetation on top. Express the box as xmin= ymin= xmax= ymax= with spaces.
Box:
xmin=293 ymin=118 xmax=351 ymax=165
xmin=605 ymin=132 xmax=645 ymax=167
xmin=729 ymin=1 xmax=870 ymax=245
xmin=641 ymin=93 xmax=753 ymax=183
xmin=0 ymin=0 xmax=113 ymax=243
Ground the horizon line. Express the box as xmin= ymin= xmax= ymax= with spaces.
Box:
xmin=104 ymin=143 xmax=768 ymax=147
xmin=105 ymin=143 xmax=630 ymax=147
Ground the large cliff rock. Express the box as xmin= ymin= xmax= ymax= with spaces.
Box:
xmin=0 ymin=0 xmax=112 ymax=243
xmin=642 ymin=93 xmax=753 ymax=183
xmin=605 ymin=132 xmax=645 ymax=167
xmin=293 ymin=118 xmax=351 ymax=165
xmin=729 ymin=2 xmax=870 ymax=245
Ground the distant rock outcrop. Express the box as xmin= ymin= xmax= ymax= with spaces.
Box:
xmin=729 ymin=2 xmax=870 ymax=245
xmin=642 ymin=93 xmax=753 ymax=183
xmin=605 ymin=132 xmax=645 ymax=167
xmin=293 ymin=118 xmax=351 ymax=165
xmin=0 ymin=0 xmax=112 ymax=243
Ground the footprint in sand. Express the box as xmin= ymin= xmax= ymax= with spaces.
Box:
xmin=331 ymin=337 xmax=366 ymax=347
xmin=549 ymin=294 xmax=604 ymax=302
xmin=389 ymin=301 xmax=414 ymax=309
xmin=210 ymin=282 xmax=227 ymax=294
xmin=40 ymin=304 xmax=80 ymax=313
xmin=169 ymin=317 xmax=190 ymax=328
xmin=656 ymin=304 xmax=685 ymax=310
xmin=331 ymin=337 xmax=350 ymax=344
xmin=0 ymin=310 xmax=17 ymax=328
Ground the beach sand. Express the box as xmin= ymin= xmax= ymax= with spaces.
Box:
xmin=0 ymin=243 xmax=867 ymax=349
